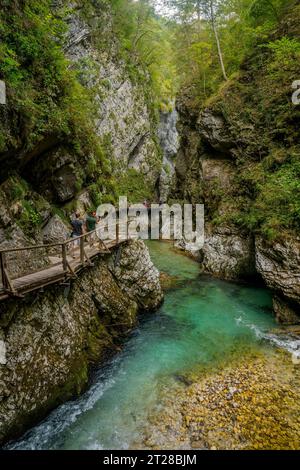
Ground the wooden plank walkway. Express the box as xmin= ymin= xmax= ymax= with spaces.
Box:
xmin=0 ymin=228 xmax=127 ymax=302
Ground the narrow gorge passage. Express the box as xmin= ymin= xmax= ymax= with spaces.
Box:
xmin=7 ymin=242 xmax=300 ymax=450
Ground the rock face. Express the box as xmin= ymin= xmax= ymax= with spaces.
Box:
xmin=172 ymin=91 xmax=300 ymax=323
xmin=0 ymin=240 xmax=162 ymax=445
xmin=273 ymin=295 xmax=300 ymax=325
xmin=0 ymin=177 xmax=68 ymax=277
xmin=0 ymin=225 xmax=49 ymax=279
xmin=172 ymin=104 xmax=256 ymax=281
xmin=65 ymin=8 xmax=160 ymax=184
xmin=0 ymin=80 xmax=6 ymax=105
xmin=202 ymin=227 xmax=256 ymax=281
xmin=198 ymin=109 xmax=235 ymax=153
xmin=0 ymin=340 xmax=6 ymax=365
xmin=110 ymin=240 xmax=163 ymax=311
xmin=0 ymin=3 xmax=161 ymax=204
xmin=255 ymin=237 xmax=300 ymax=304
xmin=158 ymin=109 xmax=179 ymax=202
xmin=256 ymin=237 xmax=300 ymax=323
xmin=173 ymin=97 xmax=202 ymax=204
xmin=27 ymin=147 xmax=79 ymax=203
xmin=199 ymin=156 xmax=256 ymax=280
xmin=42 ymin=215 xmax=70 ymax=244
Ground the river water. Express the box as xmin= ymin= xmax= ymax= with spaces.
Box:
xmin=7 ymin=241 xmax=300 ymax=450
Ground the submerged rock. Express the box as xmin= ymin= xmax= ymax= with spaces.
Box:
xmin=141 ymin=351 xmax=300 ymax=450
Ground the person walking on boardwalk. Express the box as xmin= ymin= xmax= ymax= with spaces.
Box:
xmin=71 ymin=210 xmax=84 ymax=258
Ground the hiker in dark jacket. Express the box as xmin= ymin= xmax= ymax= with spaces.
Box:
xmin=71 ymin=211 xmax=84 ymax=257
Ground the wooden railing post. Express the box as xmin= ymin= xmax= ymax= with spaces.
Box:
xmin=62 ymin=244 xmax=68 ymax=272
xmin=0 ymin=251 xmax=15 ymax=294
xmin=80 ymin=237 xmax=85 ymax=265
xmin=0 ymin=251 xmax=7 ymax=290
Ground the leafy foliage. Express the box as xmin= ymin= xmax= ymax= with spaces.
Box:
xmin=158 ymin=0 xmax=297 ymax=103
xmin=157 ymin=0 xmax=300 ymax=239
xmin=0 ymin=0 xmax=106 ymax=170
xmin=109 ymin=0 xmax=178 ymax=110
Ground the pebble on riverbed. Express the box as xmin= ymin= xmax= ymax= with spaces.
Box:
xmin=139 ymin=350 xmax=300 ymax=450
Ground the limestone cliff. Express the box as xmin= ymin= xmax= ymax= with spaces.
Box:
xmin=0 ymin=1 xmax=164 ymax=290
xmin=157 ymin=109 xmax=179 ymax=202
xmin=25 ymin=5 xmax=161 ymax=203
xmin=172 ymin=7 xmax=300 ymax=323
xmin=173 ymin=99 xmax=300 ymax=322
xmin=0 ymin=1 xmax=162 ymax=227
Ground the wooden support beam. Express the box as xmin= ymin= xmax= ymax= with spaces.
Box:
xmin=66 ymin=260 xmax=77 ymax=278
xmin=62 ymin=244 xmax=68 ymax=272
xmin=98 ymin=237 xmax=110 ymax=253
xmin=3 ymin=268 xmax=14 ymax=293
xmin=0 ymin=252 xmax=7 ymax=290
xmin=4 ymin=288 xmax=24 ymax=299
xmin=83 ymin=248 xmax=93 ymax=266
xmin=0 ymin=252 xmax=16 ymax=295
xmin=116 ymin=223 xmax=119 ymax=244
xmin=80 ymin=237 xmax=85 ymax=265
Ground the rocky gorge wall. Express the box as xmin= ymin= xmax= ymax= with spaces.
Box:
xmin=169 ymin=5 xmax=300 ymax=324
xmin=0 ymin=1 xmax=166 ymax=282
xmin=157 ymin=108 xmax=179 ymax=203
xmin=172 ymin=88 xmax=300 ymax=324
xmin=26 ymin=5 xmax=161 ymax=204
xmin=0 ymin=240 xmax=163 ymax=445
xmin=0 ymin=1 xmax=163 ymax=256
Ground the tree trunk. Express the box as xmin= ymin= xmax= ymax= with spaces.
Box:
xmin=210 ymin=0 xmax=228 ymax=81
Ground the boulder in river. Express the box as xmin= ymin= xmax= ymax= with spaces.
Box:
xmin=201 ymin=226 xmax=256 ymax=281
xmin=109 ymin=240 xmax=163 ymax=311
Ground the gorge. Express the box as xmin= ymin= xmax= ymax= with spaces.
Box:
xmin=0 ymin=0 xmax=300 ymax=451
xmin=5 ymin=242 xmax=300 ymax=450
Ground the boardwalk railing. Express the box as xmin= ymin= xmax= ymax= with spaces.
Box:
xmin=0 ymin=212 xmax=174 ymax=301
xmin=0 ymin=225 xmax=121 ymax=300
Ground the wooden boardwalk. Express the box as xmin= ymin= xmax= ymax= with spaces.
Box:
xmin=0 ymin=228 xmax=126 ymax=302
